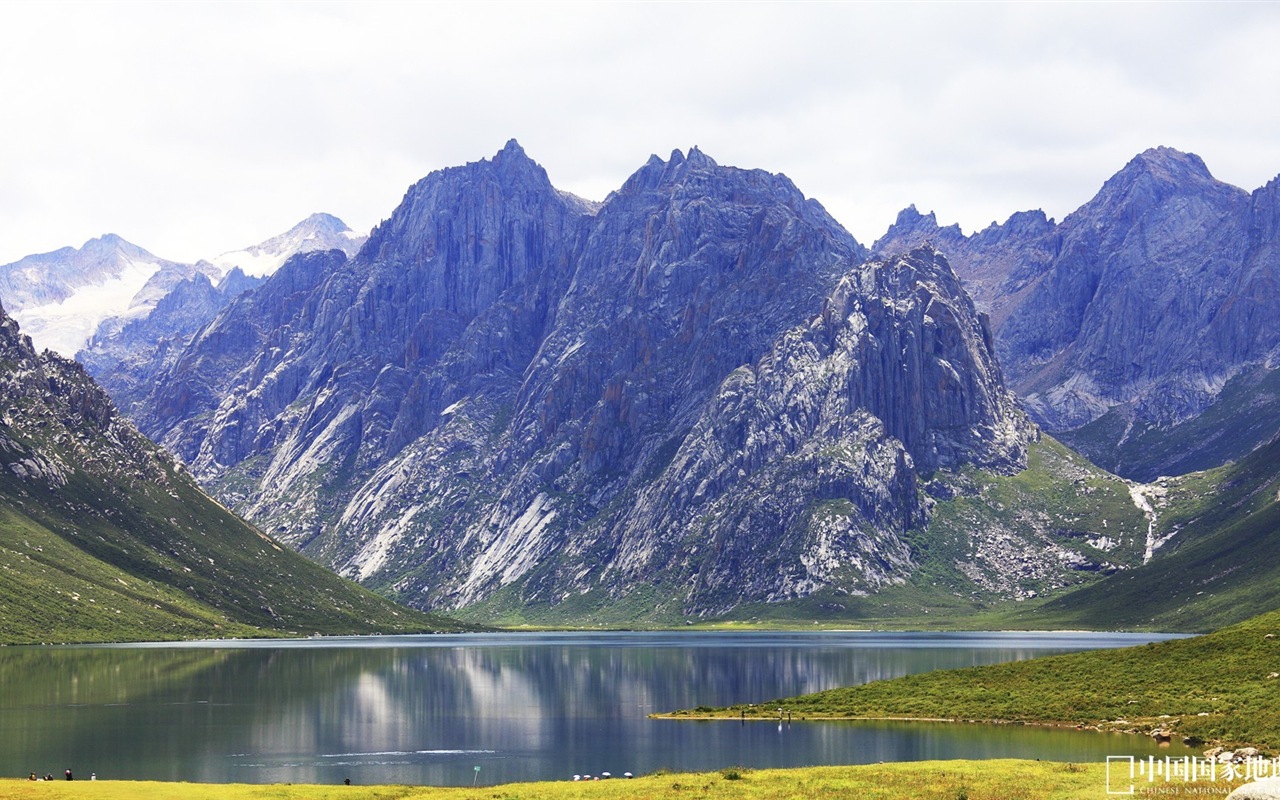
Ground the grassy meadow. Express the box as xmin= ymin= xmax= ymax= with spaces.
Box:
xmin=0 ymin=759 xmax=1252 ymax=799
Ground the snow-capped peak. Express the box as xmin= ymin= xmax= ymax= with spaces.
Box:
xmin=0 ymin=235 xmax=178 ymax=357
xmin=207 ymin=213 xmax=367 ymax=278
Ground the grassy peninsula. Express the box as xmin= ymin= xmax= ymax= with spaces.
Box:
xmin=662 ymin=608 xmax=1280 ymax=751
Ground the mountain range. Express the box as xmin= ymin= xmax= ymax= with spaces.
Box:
xmin=0 ymin=213 xmax=366 ymax=360
xmin=876 ymin=147 xmax=1280 ymax=480
xmin=3 ymin=141 xmax=1279 ymax=632
xmin=111 ymin=141 xmax=1113 ymax=623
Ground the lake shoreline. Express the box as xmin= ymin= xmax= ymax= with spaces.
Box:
xmin=653 ymin=710 xmax=1238 ymax=752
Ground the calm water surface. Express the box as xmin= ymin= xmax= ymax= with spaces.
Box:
xmin=0 ymin=631 xmax=1194 ymax=785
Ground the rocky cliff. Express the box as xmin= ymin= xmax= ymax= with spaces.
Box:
xmin=876 ymin=148 xmax=1280 ymax=480
xmin=133 ymin=142 xmax=1034 ymax=620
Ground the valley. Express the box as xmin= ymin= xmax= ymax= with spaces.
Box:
xmin=2 ymin=140 xmax=1279 ymax=796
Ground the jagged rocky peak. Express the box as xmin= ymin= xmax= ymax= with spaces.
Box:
xmin=360 ymin=139 xmax=575 ymax=272
xmin=625 ymin=146 xmax=733 ymax=191
xmin=216 ymin=266 xmax=259 ymax=296
xmin=890 ymin=205 xmax=950 ymax=234
xmin=491 ymin=137 xmax=539 ymax=172
xmin=1123 ymin=146 xmax=1215 ymax=184
xmin=873 ymin=205 xmax=966 ymax=259
xmin=871 ymin=146 xmax=1280 ymax=480
xmin=1078 ymin=146 xmax=1246 ymax=226
xmin=1252 ymin=172 xmax=1280 ymax=243
xmin=127 ymin=142 xmax=1035 ymax=621
xmin=611 ymin=145 xmax=852 ymax=250
xmin=521 ymin=245 xmax=1033 ymax=615
xmin=833 ymin=246 xmax=1031 ymax=474
xmin=970 ymin=209 xmax=1056 ymax=247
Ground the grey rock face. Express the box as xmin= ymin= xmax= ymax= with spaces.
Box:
xmin=0 ymin=298 xmax=175 ymax=504
xmin=134 ymin=142 xmax=1032 ymax=617
xmin=876 ymin=148 xmax=1280 ymax=479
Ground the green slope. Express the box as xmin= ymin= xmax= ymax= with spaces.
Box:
xmin=0 ymin=310 xmax=475 ymax=643
xmin=674 ymin=607 xmax=1280 ymax=750
xmin=0 ymin=457 xmax=475 ymax=643
xmin=1016 ymin=434 xmax=1280 ymax=632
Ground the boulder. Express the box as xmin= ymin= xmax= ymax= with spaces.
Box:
xmin=1228 ymin=778 xmax=1280 ymax=799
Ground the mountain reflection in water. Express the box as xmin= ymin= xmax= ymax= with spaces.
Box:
xmin=0 ymin=631 xmax=1192 ymax=785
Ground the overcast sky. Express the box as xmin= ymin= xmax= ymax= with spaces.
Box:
xmin=2 ymin=1 xmax=1279 ymax=266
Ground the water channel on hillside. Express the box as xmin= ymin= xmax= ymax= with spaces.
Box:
xmin=0 ymin=631 xmax=1195 ymax=786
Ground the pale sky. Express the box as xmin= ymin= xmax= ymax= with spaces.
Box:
xmin=2 ymin=1 xmax=1279 ymax=266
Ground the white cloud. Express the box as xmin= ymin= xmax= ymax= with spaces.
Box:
xmin=1 ymin=1 xmax=1279 ymax=265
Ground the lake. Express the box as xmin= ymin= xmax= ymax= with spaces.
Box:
xmin=0 ymin=630 xmax=1194 ymax=785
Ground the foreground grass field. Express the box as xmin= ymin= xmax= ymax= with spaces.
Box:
xmin=665 ymin=608 xmax=1280 ymax=751
xmin=0 ymin=760 xmax=1255 ymax=799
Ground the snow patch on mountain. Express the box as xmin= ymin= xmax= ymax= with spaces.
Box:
xmin=17 ymin=256 xmax=165 ymax=356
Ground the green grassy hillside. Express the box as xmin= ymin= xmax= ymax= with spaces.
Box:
xmin=0 ymin=309 xmax=475 ymax=643
xmin=0 ymin=458 xmax=475 ymax=643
